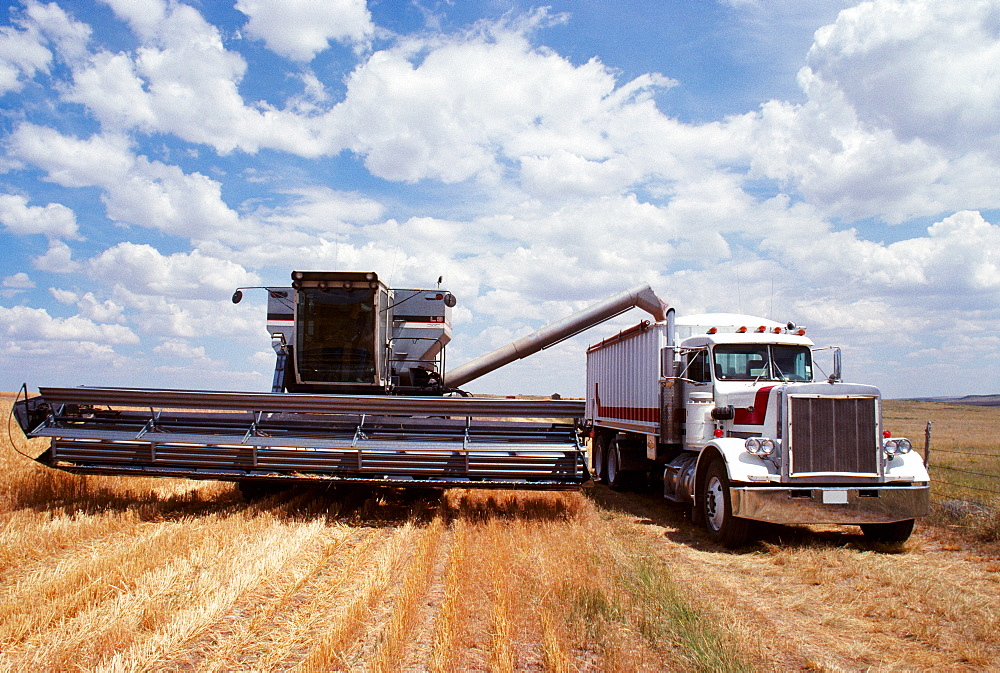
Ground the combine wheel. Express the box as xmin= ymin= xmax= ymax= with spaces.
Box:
xmin=702 ymin=459 xmax=750 ymax=548
xmin=861 ymin=519 xmax=915 ymax=544
xmin=237 ymin=480 xmax=286 ymax=501
xmin=606 ymin=438 xmax=630 ymax=492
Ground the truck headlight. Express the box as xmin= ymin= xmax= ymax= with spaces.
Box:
xmin=883 ymin=438 xmax=912 ymax=457
xmin=745 ymin=437 xmax=775 ymax=457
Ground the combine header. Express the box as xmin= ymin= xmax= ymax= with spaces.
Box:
xmin=13 ymin=271 xmax=668 ymax=493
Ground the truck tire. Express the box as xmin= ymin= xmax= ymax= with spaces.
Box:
xmin=592 ymin=432 xmax=610 ymax=484
xmin=702 ymin=459 xmax=751 ymax=548
xmin=606 ymin=439 xmax=629 ymax=492
xmin=860 ymin=519 xmax=915 ymax=544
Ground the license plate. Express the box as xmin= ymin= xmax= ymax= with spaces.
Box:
xmin=822 ymin=489 xmax=849 ymax=504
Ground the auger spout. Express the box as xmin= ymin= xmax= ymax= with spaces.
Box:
xmin=444 ymin=283 xmax=668 ymax=388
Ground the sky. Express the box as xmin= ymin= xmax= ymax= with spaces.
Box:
xmin=1 ymin=0 xmax=998 ymax=400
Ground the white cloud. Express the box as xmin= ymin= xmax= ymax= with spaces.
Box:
xmin=0 ymin=12 xmax=51 ymax=94
xmin=236 ymin=0 xmax=374 ymax=61
xmin=7 ymin=124 xmax=241 ymax=238
xmin=24 ymin=0 xmax=91 ymax=60
xmin=0 ymin=193 xmax=79 ymax=238
xmin=0 ymin=304 xmax=137 ymax=344
xmin=154 ymin=337 xmax=211 ymax=361
xmin=807 ymin=0 xmax=1000 ymax=155
xmin=744 ymin=0 xmax=1000 ymax=223
xmin=335 ymin=26 xmax=677 ymax=185
xmin=0 ymin=1 xmax=89 ymax=94
xmin=3 ymin=272 xmax=34 ymax=289
xmin=33 ymin=240 xmax=80 ymax=273
xmin=88 ymin=242 xmax=258 ymax=300
xmin=763 ymin=210 xmax=1000 ymax=305
xmin=1 ymin=271 xmax=34 ymax=298
xmin=76 ymin=292 xmax=125 ymax=323
xmin=70 ymin=0 xmax=326 ymax=154
xmin=49 ymin=287 xmax=77 ymax=304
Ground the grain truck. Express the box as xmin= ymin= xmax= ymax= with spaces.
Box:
xmin=586 ymin=312 xmax=930 ymax=546
xmin=12 ymin=271 xmax=667 ymax=496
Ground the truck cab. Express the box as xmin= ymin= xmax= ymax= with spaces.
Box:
xmin=587 ymin=313 xmax=931 ymax=547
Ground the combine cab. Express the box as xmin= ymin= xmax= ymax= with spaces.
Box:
xmin=13 ymin=272 xmax=668 ymax=491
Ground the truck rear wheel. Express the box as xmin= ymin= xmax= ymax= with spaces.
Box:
xmin=592 ymin=432 xmax=610 ymax=484
xmin=606 ymin=439 xmax=629 ymax=492
xmin=702 ymin=459 xmax=751 ymax=548
xmin=861 ymin=519 xmax=915 ymax=544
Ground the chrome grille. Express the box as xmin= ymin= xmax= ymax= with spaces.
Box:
xmin=789 ymin=396 xmax=878 ymax=475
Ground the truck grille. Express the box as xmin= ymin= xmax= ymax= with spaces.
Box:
xmin=788 ymin=396 xmax=878 ymax=475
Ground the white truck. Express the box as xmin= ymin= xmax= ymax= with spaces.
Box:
xmin=586 ymin=311 xmax=930 ymax=547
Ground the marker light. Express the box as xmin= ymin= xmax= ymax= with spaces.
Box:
xmin=714 ymin=428 xmax=725 ymax=438
xmin=737 ymin=326 xmax=747 ymax=333
xmin=883 ymin=430 xmax=892 ymax=438
xmin=756 ymin=326 xmax=766 ymax=333
xmin=773 ymin=327 xmax=782 ymax=334
xmin=707 ymin=327 xmax=718 ymax=334
xmin=797 ymin=329 xmax=806 ymax=336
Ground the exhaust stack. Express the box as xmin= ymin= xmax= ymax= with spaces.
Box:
xmin=444 ymin=284 xmax=668 ymax=388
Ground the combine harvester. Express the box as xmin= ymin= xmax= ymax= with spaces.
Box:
xmin=13 ymin=271 xmax=667 ymax=496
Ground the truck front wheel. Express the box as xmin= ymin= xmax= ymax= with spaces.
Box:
xmin=702 ymin=459 xmax=751 ymax=548
xmin=861 ymin=519 xmax=915 ymax=544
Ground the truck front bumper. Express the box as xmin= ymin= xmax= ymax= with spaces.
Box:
xmin=730 ymin=484 xmax=930 ymax=525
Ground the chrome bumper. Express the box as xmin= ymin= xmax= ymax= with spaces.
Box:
xmin=730 ymin=485 xmax=930 ymax=524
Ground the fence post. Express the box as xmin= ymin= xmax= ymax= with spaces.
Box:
xmin=923 ymin=421 xmax=932 ymax=468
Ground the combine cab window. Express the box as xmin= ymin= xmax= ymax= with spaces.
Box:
xmin=296 ymin=288 xmax=377 ymax=384
xmin=713 ymin=344 xmax=812 ymax=382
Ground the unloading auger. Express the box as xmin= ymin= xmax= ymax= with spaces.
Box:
xmin=12 ymin=271 xmax=667 ymax=493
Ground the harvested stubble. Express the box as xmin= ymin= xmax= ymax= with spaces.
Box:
xmin=1 ymin=396 xmax=743 ymax=671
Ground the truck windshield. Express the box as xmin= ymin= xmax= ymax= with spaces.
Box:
xmin=713 ymin=344 xmax=812 ymax=382
xmin=296 ymin=287 xmax=376 ymax=384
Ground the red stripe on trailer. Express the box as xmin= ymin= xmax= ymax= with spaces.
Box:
xmin=594 ymin=383 xmax=659 ymax=422
xmin=733 ymin=386 xmax=774 ymax=425
xmin=596 ymin=405 xmax=660 ymax=423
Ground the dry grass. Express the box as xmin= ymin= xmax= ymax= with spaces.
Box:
xmin=1 ymin=396 xmax=744 ymax=671
xmin=4 ymin=393 xmax=999 ymax=671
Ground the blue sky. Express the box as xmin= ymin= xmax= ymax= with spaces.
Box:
xmin=1 ymin=0 xmax=998 ymax=399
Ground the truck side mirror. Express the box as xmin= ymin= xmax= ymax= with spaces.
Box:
xmin=829 ymin=347 xmax=842 ymax=382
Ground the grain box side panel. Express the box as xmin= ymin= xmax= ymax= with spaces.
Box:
xmin=586 ymin=324 xmax=666 ymax=435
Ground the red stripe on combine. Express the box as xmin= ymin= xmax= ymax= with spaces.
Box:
xmin=733 ymin=386 xmax=774 ymax=425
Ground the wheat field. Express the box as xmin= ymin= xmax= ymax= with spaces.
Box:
xmin=0 ymin=395 xmax=746 ymax=672
xmin=5 ymin=394 xmax=1000 ymax=671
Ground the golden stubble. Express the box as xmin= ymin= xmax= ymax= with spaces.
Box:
xmin=4 ymin=396 xmax=997 ymax=670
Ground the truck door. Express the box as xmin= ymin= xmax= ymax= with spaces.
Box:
xmin=683 ymin=349 xmax=714 ymax=446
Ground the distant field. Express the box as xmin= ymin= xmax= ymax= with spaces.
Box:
xmin=884 ymin=400 xmax=1000 ymax=525
xmin=2 ymin=397 xmax=999 ymax=670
